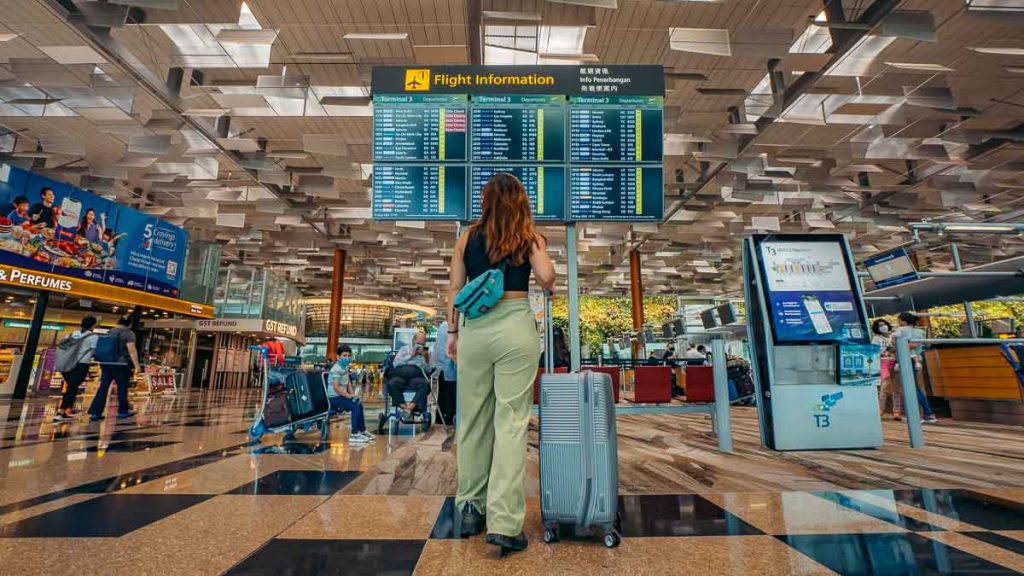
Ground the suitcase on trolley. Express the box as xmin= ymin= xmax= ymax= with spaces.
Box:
xmin=538 ymin=294 xmax=621 ymax=548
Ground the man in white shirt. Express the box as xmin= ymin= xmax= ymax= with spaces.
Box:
xmin=389 ymin=331 xmax=432 ymax=415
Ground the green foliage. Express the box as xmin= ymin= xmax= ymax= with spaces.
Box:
xmin=551 ymin=296 xmax=677 ymax=351
xmin=871 ymin=301 xmax=1024 ymax=338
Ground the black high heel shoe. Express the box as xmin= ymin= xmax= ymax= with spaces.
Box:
xmin=487 ymin=532 xmax=528 ymax=556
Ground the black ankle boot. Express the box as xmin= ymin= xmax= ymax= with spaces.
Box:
xmin=460 ymin=503 xmax=485 ymax=537
xmin=486 ymin=532 xmax=528 ymax=554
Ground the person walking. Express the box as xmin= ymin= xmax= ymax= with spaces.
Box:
xmin=872 ymin=318 xmax=902 ymax=420
xmin=88 ymin=314 xmax=141 ymax=420
xmin=447 ymin=172 xmax=556 ymax=554
xmin=53 ymin=316 xmax=99 ymax=421
xmin=892 ymin=312 xmax=938 ymax=423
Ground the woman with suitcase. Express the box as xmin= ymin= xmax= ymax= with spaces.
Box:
xmin=447 ymin=172 xmax=556 ymax=555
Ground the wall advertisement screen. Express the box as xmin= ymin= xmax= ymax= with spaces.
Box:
xmin=758 ymin=239 xmax=867 ymax=344
xmin=0 ymin=164 xmax=188 ymax=298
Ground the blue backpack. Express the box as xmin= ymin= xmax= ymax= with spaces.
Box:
xmin=454 ymin=260 xmax=508 ymax=320
xmin=94 ymin=333 xmax=121 ymax=364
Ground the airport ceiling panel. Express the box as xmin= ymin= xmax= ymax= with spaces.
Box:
xmin=0 ymin=0 xmax=1022 ymax=305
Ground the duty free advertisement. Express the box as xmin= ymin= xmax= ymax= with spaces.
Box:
xmin=0 ymin=165 xmax=187 ymax=297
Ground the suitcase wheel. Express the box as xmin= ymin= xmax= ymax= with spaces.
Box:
xmin=248 ymin=420 xmax=265 ymax=441
xmin=543 ymin=526 xmax=559 ymax=544
xmin=603 ymin=531 xmax=621 ymax=548
xmin=320 ymin=420 xmax=331 ymax=441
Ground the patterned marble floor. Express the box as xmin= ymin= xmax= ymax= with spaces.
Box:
xmin=0 ymin=389 xmax=1022 ymax=575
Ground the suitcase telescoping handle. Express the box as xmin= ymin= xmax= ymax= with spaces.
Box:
xmin=543 ymin=289 xmax=554 ymax=373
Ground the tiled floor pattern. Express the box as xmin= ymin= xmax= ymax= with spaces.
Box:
xmin=0 ymin=390 xmax=1022 ymax=574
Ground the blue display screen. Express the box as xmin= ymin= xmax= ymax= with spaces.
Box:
xmin=757 ymin=238 xmax=868 ymax=344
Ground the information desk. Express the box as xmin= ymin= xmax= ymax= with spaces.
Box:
xmin=470 ymin=165 xmax=565 ymax=221
xmin=924 ymin=342 xmax=1024 ymax=425
xmin=371 ymin=165 xmax=467 ymax=220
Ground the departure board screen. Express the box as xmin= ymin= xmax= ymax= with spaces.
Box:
xmin=470 ymin=166 xmax=566 ymax=221
xmin=569 ymin=166 xmax=663 ymax=221
xmin=471 ymin=95 xmax=565 ymax=161
xmin=569 ymin=96 xmax=663 ymax=163
xmin=372 ymin=165 xmax=467 ymax=220
xmin=373 ymin=95 xmax=467 ymax=161
xmin=370 ymin=66 xmax=665 ymax=223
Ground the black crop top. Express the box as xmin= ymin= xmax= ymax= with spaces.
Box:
xmin=464 ymin=229 xmax=532 ymax=291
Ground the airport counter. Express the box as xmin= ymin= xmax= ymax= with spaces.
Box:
xmin=924 ymin=342 xmax=1024 ymax=425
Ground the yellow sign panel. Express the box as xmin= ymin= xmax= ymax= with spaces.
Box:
xmin=0 ymin=264 xmax=214 ymax=318
xmin=404 ymin=69 xmax=430 ymax=91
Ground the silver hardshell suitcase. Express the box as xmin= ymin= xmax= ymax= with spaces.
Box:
xmin=538 ymin=294 xmax=621 ymax=548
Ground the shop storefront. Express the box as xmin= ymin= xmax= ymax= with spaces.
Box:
xmin=0 ymin=164 xmax=218 ymax=398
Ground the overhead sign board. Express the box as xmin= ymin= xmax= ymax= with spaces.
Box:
xmin=0 ymin=263 xmax=212 ymax=318
xmin=864 ymin=247 xmax=919 ymax=289
xmin=370 ymin=66 xmax=664 ymax=223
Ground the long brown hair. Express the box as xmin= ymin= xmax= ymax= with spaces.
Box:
xmin=471 ymin=172 xmax=536 ymax=266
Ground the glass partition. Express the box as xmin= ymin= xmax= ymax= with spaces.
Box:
xmin=212 ymin=265 xmax=305 ymax=329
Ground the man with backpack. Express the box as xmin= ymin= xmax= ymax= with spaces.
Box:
xmin=53 ymin=316 xmax=99 ymax=422
xmin=88 ymin=314 xmax=142 ymax=420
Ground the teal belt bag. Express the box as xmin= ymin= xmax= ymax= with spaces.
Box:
xmin=454 ymin=260 xmax=508 ymax=320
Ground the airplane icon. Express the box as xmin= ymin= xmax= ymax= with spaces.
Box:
xmin=404 ymin=69 xmax=430 ymax=91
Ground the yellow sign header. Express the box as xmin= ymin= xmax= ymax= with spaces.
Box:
xmin=429 ymin=72 xmax=556 ymax=90
xmin=0 ymin=264 xmax=214 ymax=318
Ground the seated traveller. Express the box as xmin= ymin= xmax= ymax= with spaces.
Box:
xmin=328 ymin=344 xmax=375 ymax=444
xmin=684 ymin=343 xmax=705 ymax=360
xmin=389 ymin=331 xmax=432 ymax=416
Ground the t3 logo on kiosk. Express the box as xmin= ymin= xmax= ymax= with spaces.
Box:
xmin=812 ymin=391 xmax=844 ymax=428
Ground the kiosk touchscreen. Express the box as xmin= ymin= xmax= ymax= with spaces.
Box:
xmin=743 ymin=234 xmax=883 ymax=450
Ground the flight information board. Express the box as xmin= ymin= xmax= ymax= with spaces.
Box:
xmin=569 ymin=97 xmax=663 ymax=163
xmin=373 ymin=95 xmax=467 ymax=161
xmin=370 ymin=66 xmax=665 ymax=222
xmin=471 ymin=95 xmax=565 ymax=161
xmin=470 ymin=166 xmax=566 ymax=221
xmin=569 ymin=166 xmax=663 ymax=221
xmin=372 ymin=165 xmax=467 ymax=220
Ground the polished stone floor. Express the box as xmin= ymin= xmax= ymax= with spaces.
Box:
xmin=0 ymin=388 xmax=1022 ymax=575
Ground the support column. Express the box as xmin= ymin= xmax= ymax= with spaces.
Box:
xmin=950 ymin=243 xmax=977 ymax=338
xmin=326 ymin=248 xmax=346 ymax=362
xmin=13 ymin=291 xmax=49 ymax=400
xmin=629 ymin=248 xmax=645 ymax=358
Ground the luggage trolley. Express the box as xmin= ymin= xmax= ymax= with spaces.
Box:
xmin=248 ymin=346 xmax=331 ymax=442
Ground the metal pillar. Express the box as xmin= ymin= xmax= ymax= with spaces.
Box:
xmin=628 ymin=248 xmax=644 ymax=358
xmin=566 ymin=224 xmax=581 ymax=372
xmin=326 ymin=248 xmax=346 ymax=362
xmin=711 ymin=339 xmax=733 ymax=453
xmin=894 ymin=336 xmax=925 ymax=448
xmin=950 ymin=243 xmax=977 ymax=338
xmin=13 ymin=291 xmax=49 ymax=399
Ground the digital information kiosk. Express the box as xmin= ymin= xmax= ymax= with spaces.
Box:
xmin=742 ymin=234 xmax=883 ymax=450
xmin=370 ymin=66 xmax=664 ymax=223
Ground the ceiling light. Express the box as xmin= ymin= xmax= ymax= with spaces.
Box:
xmin=944 ymin=224 xmax=1017 ymax=232
xmin=343 ymin=33 xmax=408 ymax=41
xmin=0 ymin=33 xmax=21 ymax=42
xmin=968 ymin=46 xmax=1024 ymax=56
xmin=884 ymin=62 xmax=954 ymax=72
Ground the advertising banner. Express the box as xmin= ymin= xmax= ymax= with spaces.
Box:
xmin=0 ymin=164 xmax=187 ymax=298
xmin=759 ymin=240 xmax=867 ymax=343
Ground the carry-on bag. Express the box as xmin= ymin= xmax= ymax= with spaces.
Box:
xmin=286 ymin=371 xmax=317 ymax=420
xmin=538 ymin=293 xmax=621 ymax=548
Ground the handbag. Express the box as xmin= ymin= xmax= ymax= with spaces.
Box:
xmin=454 ymin=259 xmax=508 ymax=320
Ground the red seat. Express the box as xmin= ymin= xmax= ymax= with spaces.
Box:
xmin=583 ymin=366 xmax=621 ymax=404
xmin=533 ymin=366 xmax=569 ymax=404
xmin=632 ymin=366 xmax=673 ymax=404
xmin=685 ymin=366 xmax=715 ymax=403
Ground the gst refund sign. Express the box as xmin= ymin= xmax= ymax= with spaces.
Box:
xmin=0 ymin=264 xmax=213 ymax=318
xmin=196 ymin=318 xmax=300 ymax=340
xmin=372 ymin=65 xmax=665 ymax=96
